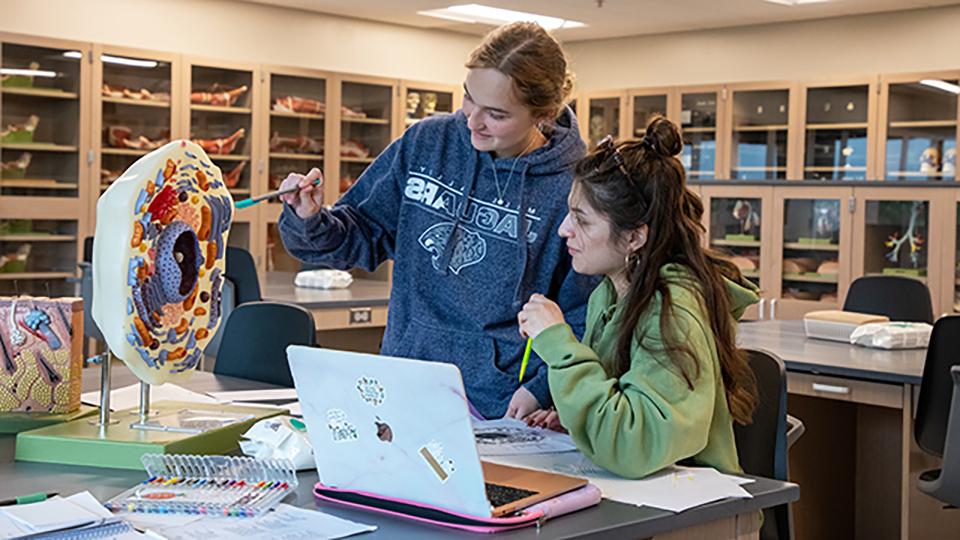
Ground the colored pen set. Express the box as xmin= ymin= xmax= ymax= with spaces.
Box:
xmin=105 ymin=454 xmax=298 ymax=518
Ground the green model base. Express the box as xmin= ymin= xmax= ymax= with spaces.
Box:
xmin=0 ymin=406 xmax=98 ymax=434
xmin=797 ymin=237 xmax=834 ymax=245
xmin=882 ymin=267 xmax=926 ymax=278
xmin=15 ymin=401 xmax=284 ymax=470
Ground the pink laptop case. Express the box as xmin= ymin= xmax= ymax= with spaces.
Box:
xmin=313 ymin=481 xmax=602 ymax=533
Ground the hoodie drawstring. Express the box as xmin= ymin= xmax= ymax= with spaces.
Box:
xmin=511 ymin=162 xmax=532 ymax=310
xmin=435 ymin=149 xmax=481 ymax=275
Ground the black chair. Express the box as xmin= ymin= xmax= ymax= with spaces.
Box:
xmin=226 ymin=246 xmax=262 ymax=306
xmin=82 ymin=236 xmax=95 ymax=264
xmin=76 ymin=237 xmax=104 ymax=358
xmin=736 ymin=349 xmax=805 ymax=540
xmin=213 ymin=301 xmax=315 ymax=387
xmin=914 ymin=316 xmax=960 ymax=507
xmin=843 ymin=275 xmax=933 ymax=323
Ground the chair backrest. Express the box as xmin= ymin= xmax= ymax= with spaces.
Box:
xmin=736 ymin=349 xmax=788 ymax=480
xmin=915 ymin=316 xmax=960 ymax=456
xmin=83 ymin=236 xmax=95 ymax=264
xmin=226 ymin=246 xmax=262 ymax=306
xmin=842 ymin=275 xmax=933 ymax=323
xmin=202 ymin=277 xmax=236 ymax=361
xmin=78 ymin=261 xmax=103 ymax=342
xmin=213 ymin=301 xmax=315 ymax=387
xmin=735 ymin=349 xmax=790 ymax=540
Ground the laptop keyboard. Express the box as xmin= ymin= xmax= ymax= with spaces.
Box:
xmin=485 ymin=482 xmax=539 ymax=508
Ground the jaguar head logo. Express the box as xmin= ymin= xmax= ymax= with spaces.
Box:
xmin=418 ymin=223 xmax=486 ymax=275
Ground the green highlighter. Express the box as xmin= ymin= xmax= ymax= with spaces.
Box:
xmin=234 ymin=177 xmax=322 ymax=209
xmin=0 ymin=492 xmax=58 ymax=506
xmin=518 ymin=337 xmax=533 ymax=382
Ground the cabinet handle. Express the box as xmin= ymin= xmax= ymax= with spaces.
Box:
xmin=812 ymin=382 xmax=851 ymax=395
xmin=758 ymin=298 xmax=766 ymax=321
xmin=769 ymin=298 xmax=778 ymax=320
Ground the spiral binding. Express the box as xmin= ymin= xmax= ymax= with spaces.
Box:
xmin=28 ymin=519 xmax=134 ymax=540
xmin=104 ymin=453 xmax=298 ymax=518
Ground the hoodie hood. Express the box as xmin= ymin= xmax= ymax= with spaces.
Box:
xmin=455 ymin=105 xmax=585 ymax=177
xmin=724 ymin=272 xmax=761 ymax=320
xmin=659 ymin=263 xmax=761 ymax=320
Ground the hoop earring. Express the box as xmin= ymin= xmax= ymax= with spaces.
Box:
xmin=624 ymin=251 xmax=640 ymax=273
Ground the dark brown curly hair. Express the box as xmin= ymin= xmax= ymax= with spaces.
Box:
xmin=573 ymin=116 xmax=758 ymax=425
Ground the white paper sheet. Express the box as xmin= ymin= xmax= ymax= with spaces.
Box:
xmin=484 ymin=452 xmax=752 ymax=512
xmin=0 ymin=495 xmax=101 ymax=534
xmin=155 ymin=504 xmax=375 ymax=540
xmin=118 ymin=511 xmax=201 ymax=531
xmin=64 ymin=491 xmax=114 ymax=519
xmin=0 ymin=512 xmax=30 ymax=540
xmin=82 ymin=384 xmax=221 ymax=411
xmin=472 ymin=418 xmax=578 ymax=456
xmin=206 ymin=389 xmax=299 ymax=402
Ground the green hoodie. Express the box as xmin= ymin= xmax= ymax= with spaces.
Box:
xmin=532 ymin=263 xmax=760 ymax=479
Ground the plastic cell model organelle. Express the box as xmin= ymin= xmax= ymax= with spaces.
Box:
xmin=92 ymin=140 xmax=233 ymax=385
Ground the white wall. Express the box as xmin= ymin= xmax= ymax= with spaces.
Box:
xmin=565 ymin=5 xmax=960 ymax=92
xmin=3 ymin=1 xmax=960 ymax=94
xmin=0 ymin=0 xmax=477 ymax=84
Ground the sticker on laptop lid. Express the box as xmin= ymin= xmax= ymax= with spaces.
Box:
xmin=374 ymin=416 xmax=393 ymax=442
xmin=326 ymin=408 xmax=358 ymax=443
xmin=356 ymin=376 xmax=385 ymax=406
xmin=420 ymin=440 xmax=456 ymax=483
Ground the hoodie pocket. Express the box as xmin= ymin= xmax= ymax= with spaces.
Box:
xmin=391 ymin=318 xmax=491 ymax=364
xmin=390 ymin=318 xmax=519 ymax=385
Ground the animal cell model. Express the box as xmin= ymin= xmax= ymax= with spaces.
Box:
xmin=92 ymin=140 xmax=233 ymax=385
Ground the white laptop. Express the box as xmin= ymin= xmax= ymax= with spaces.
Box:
xmin=287 ymin=346 xmax=586 ymax=518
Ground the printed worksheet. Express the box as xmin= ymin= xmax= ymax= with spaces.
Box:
xmin=472 ymin=417 xmax=577 ymax=456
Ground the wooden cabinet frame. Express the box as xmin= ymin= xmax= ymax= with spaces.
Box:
xmin=181 ymin=55 xmax=262 ymax=265
xmin=940 ymin=190 xmax=960 ymax=316
xmin=877 ymin=70 xmax=960 ymax=182
xmin=580 ymin=90 xmax=628 ymax=143
xmin=0 ymin=32 xmax=92 ymax=287
xmin=723 ymin=81 xmax=800 ymax=181
xmin=851 ymin=186 xmax=946 ymax=314
xmin=91 ymin=44 xmax=183 ymax=230
xmin=625 ymin=86 xmax=675 ymax=139
xmin=795 ymin=76 xmax=880 ymax=181
xmin=258 ymin=64 xmax=334 ymax=276
xmin=700 ymin=184 xmax=774 ymax=320
xmin=396 ymin=78 xmax=462 ymax=131
xmin=676 ymin=84 xmax=728 ymax=180
xmin=771 ymin=185 xmax=854 ymax=319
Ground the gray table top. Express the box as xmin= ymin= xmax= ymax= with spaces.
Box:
xmin=0 ymin=367 xmax=798 ymax=539
xmin=262 ymin=271 xmax=391 ymax=309
xmin=738 ymin=320 xmax=927 ymax=385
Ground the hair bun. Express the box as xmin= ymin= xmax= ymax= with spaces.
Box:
xmin=644 ymin=116 xmax=683 ymax=158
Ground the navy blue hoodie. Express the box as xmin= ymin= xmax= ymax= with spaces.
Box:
xmin=279 ymin=107 xmax=598 ymax=418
